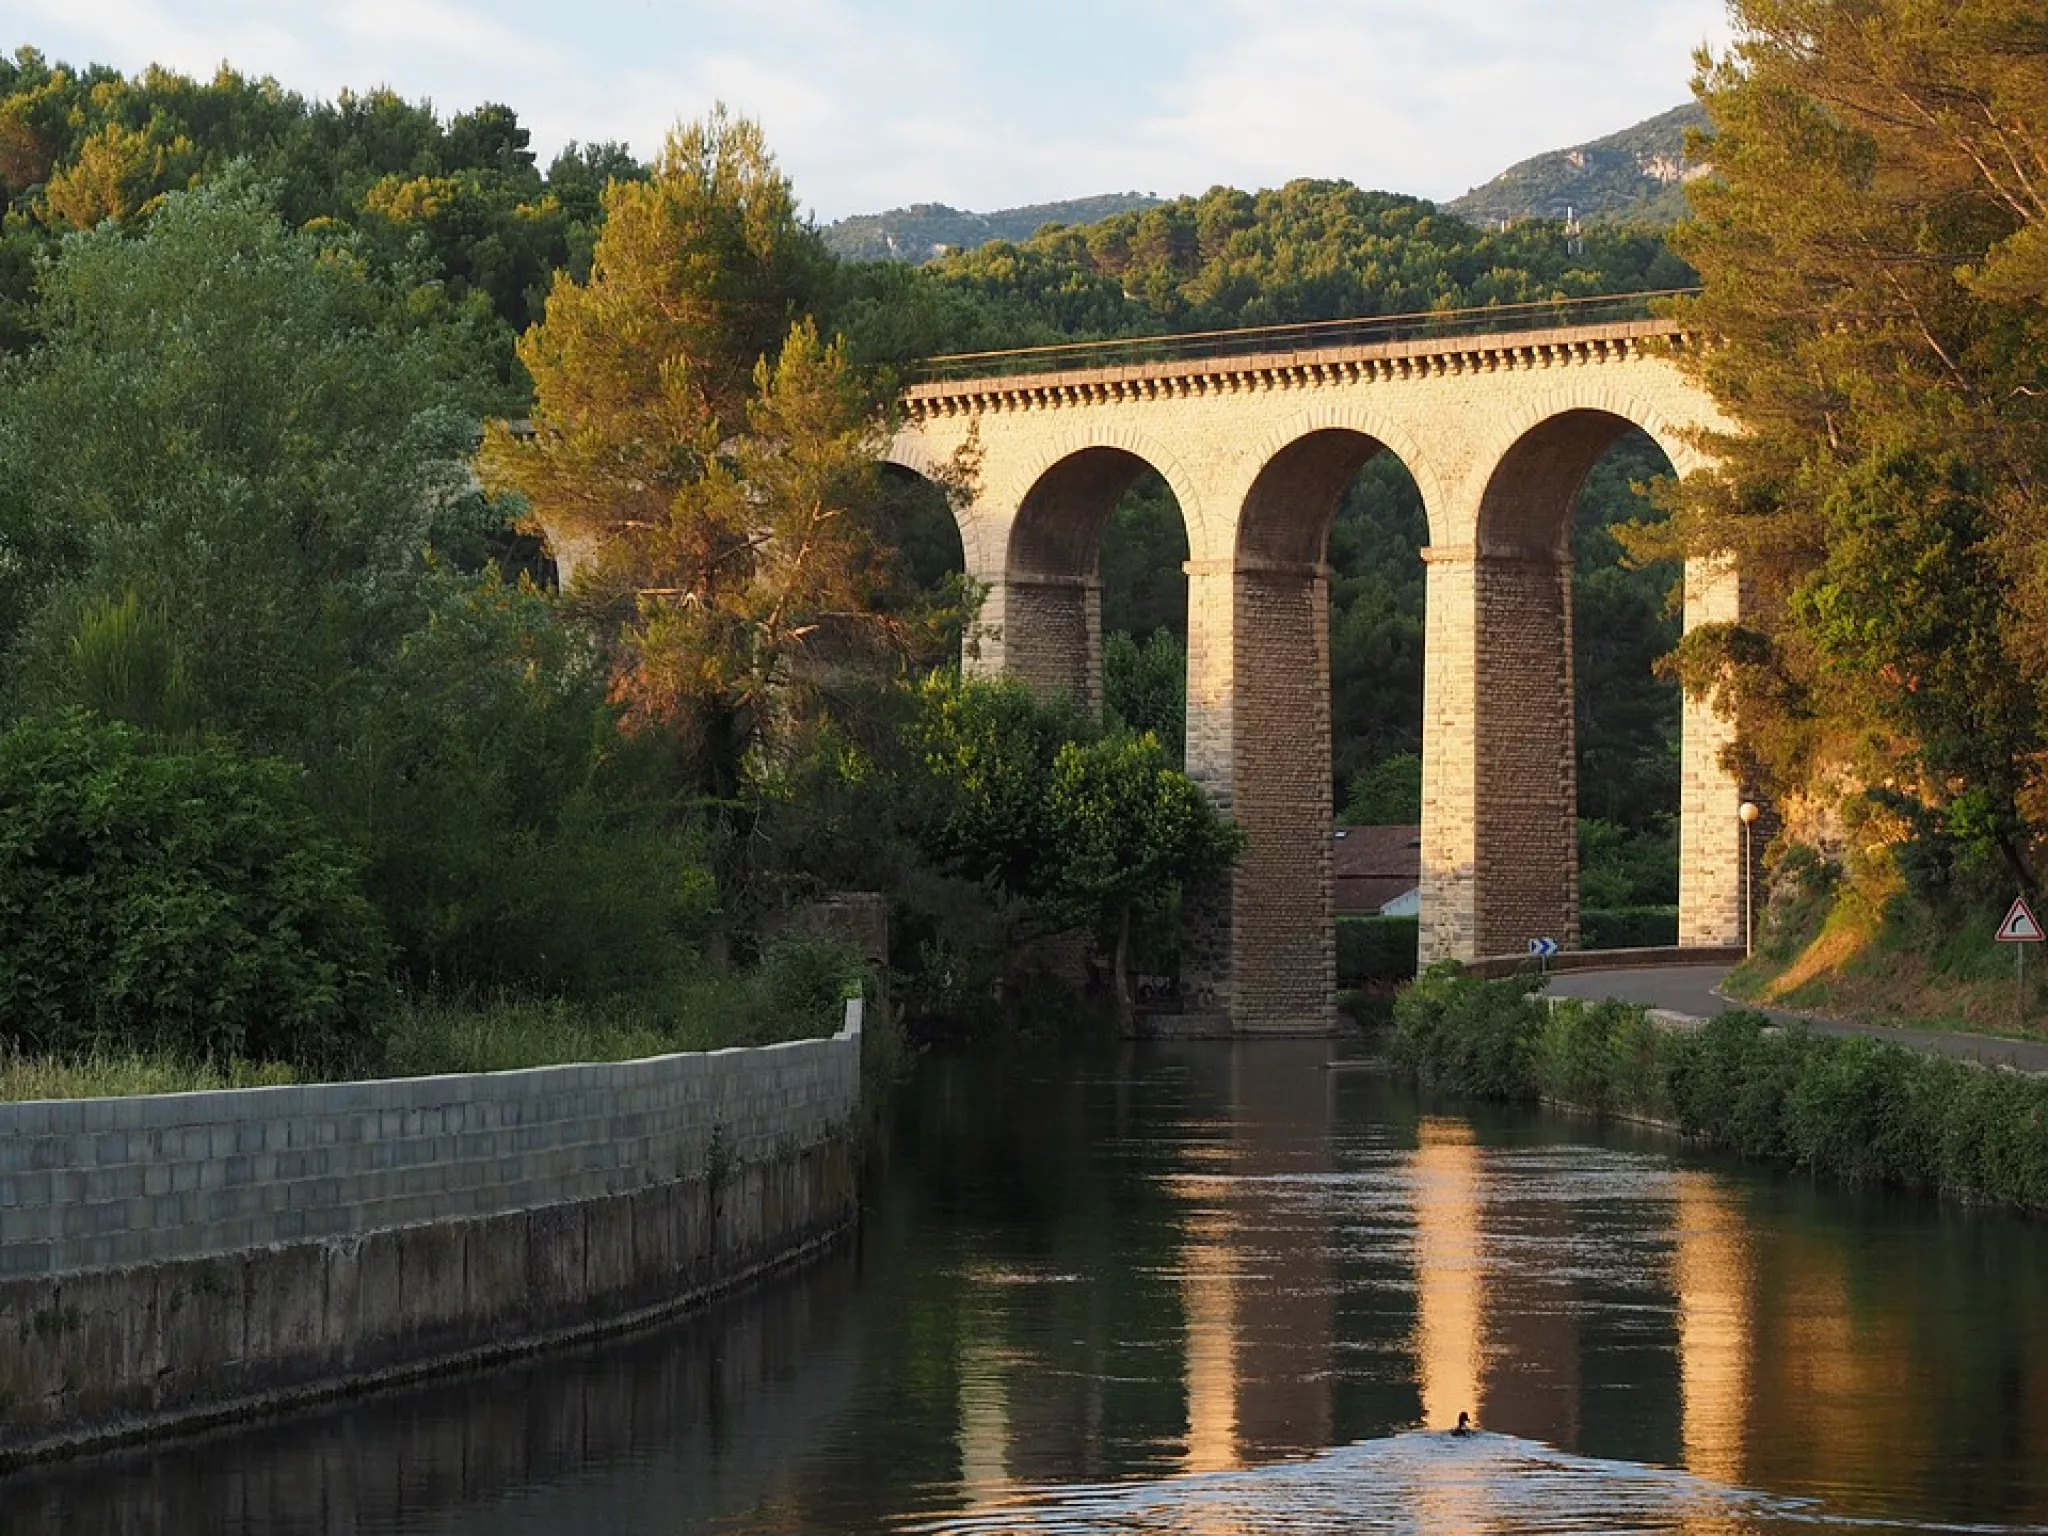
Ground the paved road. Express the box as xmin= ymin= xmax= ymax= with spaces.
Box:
xmin=1542 ymin=965 xmax=2048 ymax=1073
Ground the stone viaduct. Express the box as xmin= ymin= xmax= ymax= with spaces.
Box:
xmin=887 ymin=305 xmax=1746 ymax=1035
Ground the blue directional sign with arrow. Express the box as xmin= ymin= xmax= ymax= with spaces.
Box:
xmin=1527 ymin=937 xmax=1560 ymax=958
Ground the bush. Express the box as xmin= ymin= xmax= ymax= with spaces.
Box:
xmin=1387 ymin=970 xmax=2048 ymax=1213
xmin=1389 ymin=964 xmax=1544 ymax=1100
xmin=1533 ymin=998 xmax=1677 ymax=1120
xmin=0 ymin=713 xmax=389 ymax=1071
xmin=1338 ymin=916 xmax=1420 ymax=984
xmin=747 ymin=936 xmax=868 ymax=1043
xmin=1580 ymin=906 xmax=1679 ymax=950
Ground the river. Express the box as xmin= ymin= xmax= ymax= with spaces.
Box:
xmin=9 ymin=1038 xmax=2048 ymax=1534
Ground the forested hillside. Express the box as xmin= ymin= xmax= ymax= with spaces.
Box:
xmin=0 ymin=50 xmax=642 ymax=376
xmin=829 ymin=180 xmax=1695 ymax=361
xmin=820 ymin=192 xmax=1161 ymax=263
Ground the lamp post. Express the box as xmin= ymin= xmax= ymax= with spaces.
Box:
xmin=1738 ymin=801 xmax=1760 ymax=957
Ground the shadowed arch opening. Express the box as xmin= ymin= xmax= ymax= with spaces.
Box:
xmin=1210 ymin=428 xmax=1430 ymax=1028
xmin=999 ymin=446 xmax=1189 ymax=720
xmin=1470 ymin=409 xmax=1682 ymax=954
xmin=876 ymin=461 xmax=968 ymax=669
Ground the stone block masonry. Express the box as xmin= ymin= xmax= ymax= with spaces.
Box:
xmin=0 ymin=1005 xmax=864 ymax=1467
xmin=894 ymin=319 xmax=1748 ymax=1028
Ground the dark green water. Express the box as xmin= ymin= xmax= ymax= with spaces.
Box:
xmin=10 ymin=1038 xmax=2048 ymax=1534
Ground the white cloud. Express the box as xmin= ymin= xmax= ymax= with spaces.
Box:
xmin=9 ymin=0 xmax=1733 ymax=217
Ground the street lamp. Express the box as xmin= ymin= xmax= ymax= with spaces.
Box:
xmin=1738 ymin=801 xmax=1760 ymax=957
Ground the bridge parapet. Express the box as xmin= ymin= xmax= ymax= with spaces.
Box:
xmin=908 ymin=289 xmax=1697 ymax=388
xmin=905 ymin=318 xmax=1698 ymax=426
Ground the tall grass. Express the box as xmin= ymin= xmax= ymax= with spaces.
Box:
xmin=0 ymin=1049 xmax=296 ymax=1101
xmin=0 ymin=938 xmax=872 ymax=1101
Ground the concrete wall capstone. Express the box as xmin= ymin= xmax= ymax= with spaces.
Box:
xmin=0 ymin=1015 xmax=858 ymax=1281
xmin=0 ymin=1005 xmax=864 ymax=1465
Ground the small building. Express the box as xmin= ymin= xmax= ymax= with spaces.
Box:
xmin=1333 ymin=825 xmax=1421 ymax=917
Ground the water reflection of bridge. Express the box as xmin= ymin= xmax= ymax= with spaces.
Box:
xmin=934 ymin=1041 xmax=1975 ymax=1520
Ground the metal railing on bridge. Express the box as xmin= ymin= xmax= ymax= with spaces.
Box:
xmin=909 ymin=288 xmax=1701 ymax=383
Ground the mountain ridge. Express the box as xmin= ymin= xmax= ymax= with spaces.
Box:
xmin=824 ymin=105 xmax=1709 ymax=264
xmin=821 ymin=192 xmax=1162 ymax=263
xmin=1446 ymin=103 xmax=1709 ymax=227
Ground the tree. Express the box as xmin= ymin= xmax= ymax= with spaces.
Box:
xmin=0 ymin=713 xmax=389 ymax=1070
xmin=1103 ymin=628 xmax=1185 ymax=758
xmin=0 ymin=172 xmax=489 ymax=744
xmin=481 ymin=109 xmax=896 ymax=805
xmin=909 ymin=671 xmax=1241 ymax=1007
xmin=0 ymin=174 xmax=698 ymax=1001
xmin=1657 ymin=0 xmax=2048 ymax=892
xmin=1045 ymin=731 xmax=1243 ymax=1012
xmin=907 ymin=671 xmax=1090 ymax=908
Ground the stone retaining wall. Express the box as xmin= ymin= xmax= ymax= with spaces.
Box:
xmin=0 ymin=1005 xmax=864 ymax=1467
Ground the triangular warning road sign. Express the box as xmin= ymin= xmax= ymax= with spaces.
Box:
xmin=1997 ymin=896 xmax=2044 ymax=943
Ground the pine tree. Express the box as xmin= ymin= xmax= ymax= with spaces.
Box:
xmin=1654 ymin=0 xmax=2048 ymax=890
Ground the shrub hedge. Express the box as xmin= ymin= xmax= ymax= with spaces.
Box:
xmin=1580 ymin=906 xmax=1680 ymax=950
xmin=0 ymin=714 xmax=390 ymax=1072
xmin=1337 ymin=916 xmax=1420 ymax=984
xmin=1390 ymin=966 xmax=2048 ymax=1212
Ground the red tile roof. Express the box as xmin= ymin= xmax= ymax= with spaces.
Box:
xmin=1333 ymin=824 xmax=1421 ymax=915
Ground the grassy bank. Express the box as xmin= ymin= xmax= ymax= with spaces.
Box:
xmin=1391 ymin=966 xmax=2048 ymax=1212
xmin=0 ymin=939 xmax=875 ymax=1103
xmin=1724 ymin=853 xmax=2048 ymax=1038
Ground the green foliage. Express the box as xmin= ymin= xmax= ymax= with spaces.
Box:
xmin=821 ymin=192 xmax=1162 ymax=264
xmin=377 ymin=945 xmax=858 ymax=1079
xmin=1389 ymin=970 xmax=2048 ymax=1211
xmin=0 ymin=714 xmax=389 ymax=1071
xmin=61 ymin=593 xmax=195 ymax=737
xmin=1533 ymin=997 xmax=1678 ymax=1120
xmin=1103 ymin=629 xmax=1185 ymax=759
xmin=0 ymin=1048 xmax=295 ymax=1103
xmin=1662 ymin=1 xmax=2048 ymax=891
xmin=1799 ymin=451 xmax=2038 ymax=878
xmin=1579 ymin=818 xmax=1678 ymax=907
xmin=1045 ymin=731 xmax=1242 ymax=925
xmin=907 ymin=671 xmax=1090 ymax=901
xmin=0 ymin=48 xmax=635 ymax=371
xmin=755 ymin=935 xmax=868 ymax=1029
xmin=904 ymin=670 xmax=1239 ymax=1010
xmin=1388 ymin=965 xmax=1545 ymax=1101
xmin=0 ymin=174 xmax=721 ymax=1024
xmin=1342 ymin=754 xmax=1422 ymax=826
xmin=0 ymin=173 xmax=496 ymax=736
xmin=1098 ymin=474 xmax=1190 ymax=642
xmin=1336 ymin=916 xmax=1419 ymax=984
xmin=1579 ymin=907 xmax=1680 ymax=950
xmin=482 ymin=116 xmax=905 ymax=805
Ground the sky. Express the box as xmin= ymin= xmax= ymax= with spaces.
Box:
xmin=7 ymin=0 xmax=1735 ymax=222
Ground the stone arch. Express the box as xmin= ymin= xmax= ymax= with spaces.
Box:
xmin=1192 ymin=414 xmax=1439 ymax=1036
xmin=1474 ymin=384 xmax=1707 ymax=553
xmin=1470 ymin=379 xmax=1746 ymax=955
xmin=1237 ymin=405 xmax=1446 ymax=559
xmin=1459 ymin=390 xmax=1695 ymax=961
xmin=992 ymin=431 xmax=1195 ymax=715
xmin=881 ymin=433 xmax=1001 ymax=575
xmin=1002 ymin=424 xmax=1204 ymax=567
